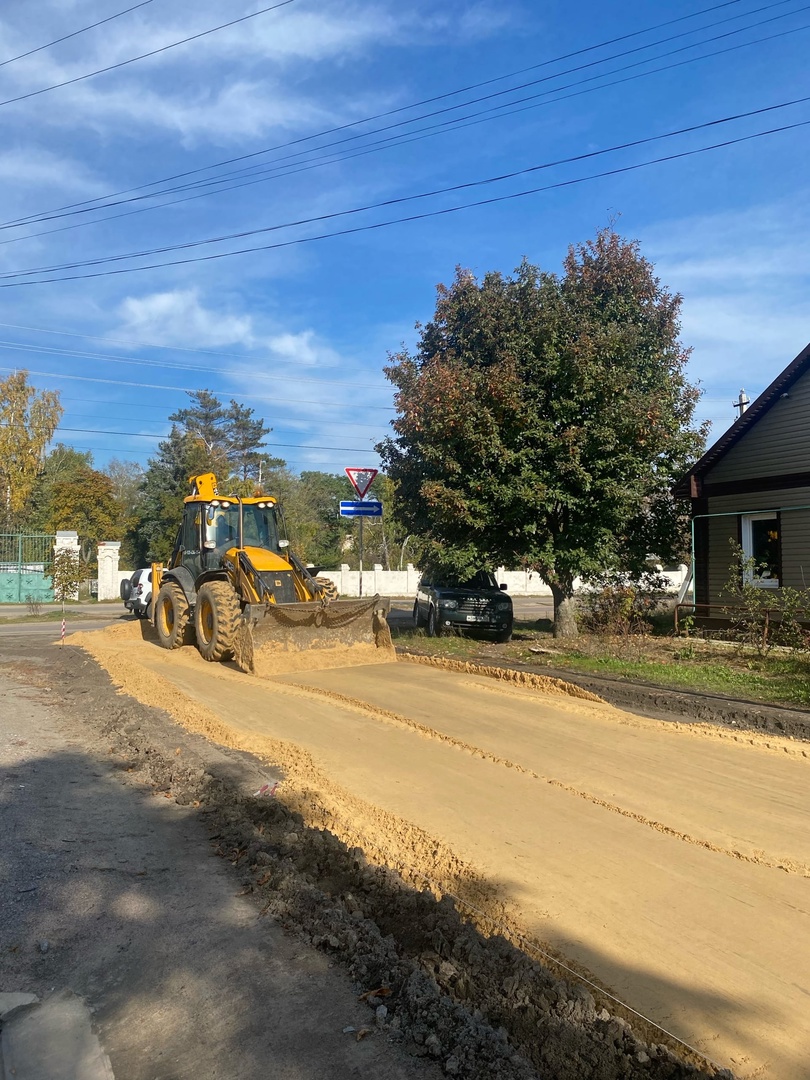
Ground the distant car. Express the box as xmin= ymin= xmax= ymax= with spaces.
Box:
xmin=120 ymin=568 xmax=153 ymax=618
xmin=414 ymin=569 xmax=513 ymax=642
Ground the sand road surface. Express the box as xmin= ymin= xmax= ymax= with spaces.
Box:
xmin=74 ymin=623 xmax=810 ymax=1079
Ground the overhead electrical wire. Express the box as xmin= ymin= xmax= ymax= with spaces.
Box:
xmin=44 ymin=426 xmax=379 ymax=453
xmin=0 ymin=339 xmax=391 ymax=391
xmin=0 ymin=321 xmax=351 ymax=365
xmin=0 ymin=366 xmax=397 ymax=409
xmin=57 ymin=408 xmax=386 ymax=434
xmin=4 ymin=114 xmax=807 ymax=289
xmin=0 ymin=0 xmax=297 ymax=110
xmin=146 ymin=0 xmax=806 ymax=193
xmin=2 ymin=29 xmax=807 ymax=265
xmin=0 ymin=0 xmax=158 ymax=69
xmin=56 ymin=445 xmax=375 ymax=466
xmin=25 ymin=385 xmax=390 ymax=431
xmin=0 ymin=0 xmax=770 ymax=229
xmin=1 ymin=0 xmax=804 ymax=241
xmin=1 ymin=95 xmax=807 ymax=283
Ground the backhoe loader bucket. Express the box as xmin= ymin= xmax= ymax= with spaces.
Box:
xmin=232 ymin=595 xmax=392 ymax=676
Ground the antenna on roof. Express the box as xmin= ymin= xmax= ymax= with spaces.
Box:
xmin=733 ymin=389 xmax=750 ymax=418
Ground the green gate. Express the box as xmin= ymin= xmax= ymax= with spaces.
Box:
xmin=0 ymin=534 xmax=55 ymax=603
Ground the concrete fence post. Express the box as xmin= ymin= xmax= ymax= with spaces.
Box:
xmin=53 ymin=531 xmax=81 ymax=601
xmin=97 ymin=542 xmax=122 ymax=601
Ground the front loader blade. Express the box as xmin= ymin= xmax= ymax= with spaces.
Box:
xmin=233 ymin=595 xmax=392 ymax=674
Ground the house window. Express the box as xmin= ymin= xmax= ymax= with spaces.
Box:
xmin=740 ymin=512 xmax=780 ymax=588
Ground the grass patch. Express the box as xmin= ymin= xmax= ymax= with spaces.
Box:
xmin=392 ymin=620 xmax=810 ymax=709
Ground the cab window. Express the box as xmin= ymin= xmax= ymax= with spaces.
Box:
xmin=183 ymin=509 xmax=201 ymax=552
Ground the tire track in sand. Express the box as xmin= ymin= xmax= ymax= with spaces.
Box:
xmin=262 ymin=670 xmax=810 ymax=878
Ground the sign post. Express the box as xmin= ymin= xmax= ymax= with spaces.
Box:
xmin=343 ymin=469 xmax=379 ymax=598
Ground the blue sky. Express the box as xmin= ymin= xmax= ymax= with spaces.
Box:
xmin=0 ymin=0 xmax=808 ymax=474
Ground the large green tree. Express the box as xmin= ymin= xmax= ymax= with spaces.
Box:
xmin=129 ymin=397 xmax=279 ymax=565
xmin=128 ymin=425 xmax=208 ymax=565
xmin=103 ymin=458 xmax=144 ymax=566
xmin=378 ymin=229 xmax=707 ymax=636
xmin=168 ymin=389 xmax=271 ymax=484
xmin=29 ymin=445 xmax=124 ymax=566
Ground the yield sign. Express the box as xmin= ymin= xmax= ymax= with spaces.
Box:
xmin=345 ymin=467 xmax=378 ymax=499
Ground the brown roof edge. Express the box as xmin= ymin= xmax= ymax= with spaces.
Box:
xmin=673 ymin=340 xmax=810 ymax=499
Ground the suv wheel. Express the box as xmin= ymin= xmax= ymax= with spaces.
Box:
xmin=426 ymin=605 xmax=442 ymax=637
xmin=413 ymin=600 xmax=426 ymax=628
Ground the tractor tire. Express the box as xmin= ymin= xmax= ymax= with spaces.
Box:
xmin=426 ymin=605 xmax=442 ymax=637
xmin=155 ymin=581 xmax=191 ymax=650
xmin=314 ymin=575 xmax=339 ymax=602
xmin=194 ymin=580 xmax=241 ymax=662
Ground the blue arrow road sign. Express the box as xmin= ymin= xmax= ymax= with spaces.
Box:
xmin=340 ymin=500 xmax=382 ymax=518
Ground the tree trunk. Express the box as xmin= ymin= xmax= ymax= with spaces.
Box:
xmin=550 ymin=580 xmax=578 ymax=638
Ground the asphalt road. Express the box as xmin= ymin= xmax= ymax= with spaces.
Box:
xmin=0 ymin=597 xmax=554 ymax=642
xmin=0 ymin=647 xmax=446 ymax=1080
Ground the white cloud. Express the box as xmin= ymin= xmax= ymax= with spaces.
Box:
xmin=60 ymin=77 xmax=330 ymax=144
xmin=113 ymin=290 xmax=354 ymax=376
xmin=0 ymin=2 xmax=438 ymax=143
xmin=264 ymin=329 xmax=341 ymax=368
xmin=0 ymin=147 xmax=103 ymax=193
xmin=115 ymin=289 xmax=255 ymax=348
xmin=0 ymin=0 xmax=516 ymax=144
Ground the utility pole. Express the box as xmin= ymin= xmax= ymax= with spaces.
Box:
xmin=733 ymin=389 xmax=750 ymax=418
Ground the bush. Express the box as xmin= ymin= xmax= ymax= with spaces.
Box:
xmin=578 ymin=570 xmax=670 ymax=636
xmin=722 ymin=542 xmax=810 ymax=655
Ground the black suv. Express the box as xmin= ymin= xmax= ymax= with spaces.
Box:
xmin=414 ymin=569 xmax=513 ymax=641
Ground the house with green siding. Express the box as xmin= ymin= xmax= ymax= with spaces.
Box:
xmin=674 ymin=341 xmax=810 ymax=615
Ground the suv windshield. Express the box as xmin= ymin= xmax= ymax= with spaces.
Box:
xmin=428 ymin=569 xmax=499 ymax=590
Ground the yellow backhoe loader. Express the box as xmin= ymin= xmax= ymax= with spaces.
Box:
xmin=151 ymin=473 xmax=391 ymax=673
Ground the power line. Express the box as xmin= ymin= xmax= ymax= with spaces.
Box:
xmin=42 ymin=393 xmax=390 ymax=432
xmin=5 ymin=114 xmax=807 ymax=289
xmin=0 ymin=340 xmax=391 ymax=391
xmin=144 ymin=0 xmax=804 ymax=195
xmin=0 ymin=0 xmax=297 ymax=110
xmin=59 ymin=406 xmax=385 ymax=433
xmin=0 ymin=0 xmax=158 ymax=69
xmin=0 ymin=0 xmax=761 ymax=228
xmin=48 ymin=425 xmax=379 ymax=453
xmin=2 ymin=96 xmax=808 ymax=282
xmin=44 ymin=440 xmax=375 ymax=468
xmin=0 ymin=320 xmax=353 ymax=368
xmin=0 ymin=366 xmax=397 ymax=409
xmin=1 ymin=0 xmax=802 ymax=240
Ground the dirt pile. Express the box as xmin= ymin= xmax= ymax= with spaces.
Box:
xmin=400 ymin=653 xmax=606 ymax=704
xmin=250 ymin=640 xmax=397 ymax=678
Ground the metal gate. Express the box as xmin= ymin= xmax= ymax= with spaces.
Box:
xmin=0 ymin=533 xmax=55 ymax=603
